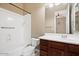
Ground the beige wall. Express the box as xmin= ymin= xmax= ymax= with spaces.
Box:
xmin=45 ymin=7 xmax=54 ymax=33
xmin=24 ymin=3 xmax=45 ymax=38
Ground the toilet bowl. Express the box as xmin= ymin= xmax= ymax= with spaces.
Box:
xmin=32 ymin=38 xmax=40 ymax=55
xmin=31 ymin=38 xmax=39 ymax=47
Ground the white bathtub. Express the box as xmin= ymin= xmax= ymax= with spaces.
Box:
xmin=21 ymin=46 xmax=35 ymax=56
xmin=0 ymin=44 xmax=35 ymax=56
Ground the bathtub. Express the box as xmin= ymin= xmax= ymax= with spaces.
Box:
xmin=21 ymin=46 xmax=35 ymax=56
xmin=0 ymin=44 xmax=35 ymax=56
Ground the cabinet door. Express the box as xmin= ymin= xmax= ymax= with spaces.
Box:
xmin=67 ymin=52 xmax=79 ymax=56
xmin=67 ymin=44 xmax=79 ymax=56
xmin=40 ymin=39 xmax=49 ymax=56
xmin=49 ymin=41 xmax=65 ymax=50
xmin=68 ymin=44 xmax=79 ymax=53
xmin=40 ymin=39 xmax=49 ymax=51
xmin=49 ymin=48 xmax=65 ymax=56
xmin=40 ymin=50 xmax=48 ymax=56
xmin=40 ymin=39 xmax=49 ymax=46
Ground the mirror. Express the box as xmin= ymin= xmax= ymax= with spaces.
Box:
xmin=45 ymin=3 xmax=70 ymax=34
xmin=45 ymin=3 xmax=79 ymax=34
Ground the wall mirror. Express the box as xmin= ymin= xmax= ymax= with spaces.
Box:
xmin=45 ymin=3 xmax=70 ymax=34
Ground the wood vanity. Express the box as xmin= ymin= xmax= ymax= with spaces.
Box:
xmin=40 ymin=39 xmax=79 ymax=56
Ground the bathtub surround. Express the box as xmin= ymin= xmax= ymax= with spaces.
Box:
xmin=0 ymin=8 xmax=32 ymax=56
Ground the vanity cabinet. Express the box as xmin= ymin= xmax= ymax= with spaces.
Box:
xmin=40 ymin=39 xmax=79 ymax=56
xmin=40 ymin=39 xmax=66 ymax=56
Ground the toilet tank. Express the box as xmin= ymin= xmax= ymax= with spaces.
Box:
xmin=32 ymin=38 xmax=39 ymax=47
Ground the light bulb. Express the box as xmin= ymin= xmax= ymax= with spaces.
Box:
xmin=49 ymin=4 xmax=53 ymax=8
xmin=55 ymin=3 xmax=60 ymax=6
xmin=45 ymin=3 xmax=54 ymax=8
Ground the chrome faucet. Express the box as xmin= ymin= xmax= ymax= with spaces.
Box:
xmin=61 ymin=34 xmax=67 ymax=38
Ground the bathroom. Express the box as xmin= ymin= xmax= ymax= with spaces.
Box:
xmin=0 ymin=3 xmax=79 ymax=56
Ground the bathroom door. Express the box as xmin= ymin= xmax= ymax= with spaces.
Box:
xmin=56 ymin=17 xmax=66 ymax=34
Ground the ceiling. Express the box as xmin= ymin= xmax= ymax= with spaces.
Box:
xmin=23 ymin=3 xmax=45 ymax=12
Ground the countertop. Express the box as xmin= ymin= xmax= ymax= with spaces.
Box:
xmin=38 ymin=35 xmax=79 ymax=45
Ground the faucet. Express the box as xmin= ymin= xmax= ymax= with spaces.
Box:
xmin=61 ymin=34 xmax=67 ymax=39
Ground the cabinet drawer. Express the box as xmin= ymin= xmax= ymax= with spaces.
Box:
xmin=40 ymin=50 xmax=48 ymax=56
xmin=67 ymin=52 xmax=79 ymax=56
xmin=49 ymin=41 xmax=65 ymax=50
xmin=68 ymin=44 xmax=79 ymax=53
xmin=40 ymin=39 xmax=48 ymax=46
xmin=49 ymin=48 xmax=65 ymax=56
xmin=40 ymin=45 xmax=48 ymax=51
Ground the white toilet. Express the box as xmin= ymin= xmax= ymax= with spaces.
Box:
xmin=31 ymin=38 xmax=39 ymax=47
xmin=21 ymin=38 xmax=39 ymax=56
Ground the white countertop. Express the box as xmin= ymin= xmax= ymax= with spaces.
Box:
xmin=38 ymin=34 xmax=79 ymax=45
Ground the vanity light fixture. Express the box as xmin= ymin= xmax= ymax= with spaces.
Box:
xmin=49 ymin=4 xmax=54 ymax=8
xmin=55 ymin=3 xmax=60 ymax=6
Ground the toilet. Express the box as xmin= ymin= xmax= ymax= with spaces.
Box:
xmin=21 ymin=38 xmax=39 ymax=56
xmin=31 ymin=38 xmax=40 ymax=47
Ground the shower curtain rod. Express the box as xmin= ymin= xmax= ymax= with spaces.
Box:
xmin=9 ymin=3 xmax=31 ymax=14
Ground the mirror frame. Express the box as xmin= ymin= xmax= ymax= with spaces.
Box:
xmin=71 ymin=3 xmax=79 ymax=34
